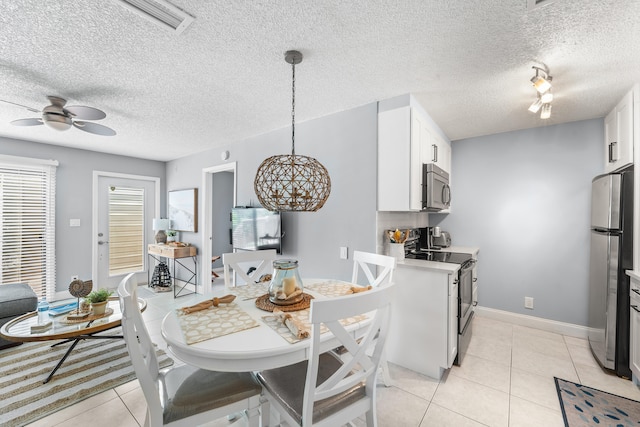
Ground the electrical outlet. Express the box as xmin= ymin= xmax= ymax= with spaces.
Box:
xmin=525 ymin=296 xmax=534 ymax=309
xmin=71 ymin=275 xmax=79 ymax=281
xmin=339 ymin=247 xmax=348 ymax=260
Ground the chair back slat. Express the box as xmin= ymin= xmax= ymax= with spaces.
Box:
xmin=302 ymin=283 xmax=396 ymax=425
xmin=351 ymin=251 xmax=396 ymax=288
xmin=222 ymin=249 xmax=277 ymax=287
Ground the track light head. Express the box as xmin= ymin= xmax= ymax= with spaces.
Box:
xmin=528 ymin=97 xmax=543 ymax=113
xmin=540 ymin=103 xmax=552 ymax=119
xmin=531 ymin=66 xmax=552 ymax=93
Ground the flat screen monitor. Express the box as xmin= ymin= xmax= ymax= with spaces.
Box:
xmin=231 ymin=207 xmax=282 ymax=253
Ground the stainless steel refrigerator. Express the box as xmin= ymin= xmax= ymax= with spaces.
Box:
xmin=588 ymin=165 xmax=633 ymax=378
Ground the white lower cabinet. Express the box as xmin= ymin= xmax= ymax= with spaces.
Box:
xmin=386 ymin=263 xmax=458 ymax=379
xmin=630 ymin=276 xmax=640 ymax=382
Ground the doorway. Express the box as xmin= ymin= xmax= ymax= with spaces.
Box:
xmin=93 ymin=172 xmax=160 ymax=289
xmin=201 ymin=162 xmax=237 ymax=293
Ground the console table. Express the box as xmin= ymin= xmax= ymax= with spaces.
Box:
xmin=147 ymin=244 xmax=198 ymax=297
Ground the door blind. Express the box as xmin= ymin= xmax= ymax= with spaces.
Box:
xmin=108 ymin=186 xmax=145 ymax=276
xmin=0 ymin=155 xmax=57 ymax=301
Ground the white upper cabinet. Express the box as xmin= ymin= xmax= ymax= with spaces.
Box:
xmin=604 ymin=89 xmax=634 ymax=173
xmin=378 ymin=97 xmax=452 ymax=212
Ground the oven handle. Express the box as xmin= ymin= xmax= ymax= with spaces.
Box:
xmin=460 ymin=310 xmax=474 ymax=335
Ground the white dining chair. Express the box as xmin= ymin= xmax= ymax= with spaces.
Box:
xmin=223 ymin=249 xmax=277 ymax=287
xmin=117 ymin=273 xmax=265 ymax=427
xmin=351 ymin=250 xmax=397 ymax=387
xmin=257 ymin=282 xmax=396 ymax=426
xmin=351 ymin=250 xmax=396 ymax=287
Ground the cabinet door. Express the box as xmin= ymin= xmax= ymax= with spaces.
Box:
xmin=448 ymin=274 xmax=458 ymax=367
xmin=604 ymin=109 xmax=617 ymax=173
xmin=631 ymin=282 xmax=640 ymax=378
xmin=410 ymin=110 xmax=424 ymax=211
xmin=604 ymin=90 xmax=634 ymax=173
xmin=616 ymin=91 xmax=634 ymax=169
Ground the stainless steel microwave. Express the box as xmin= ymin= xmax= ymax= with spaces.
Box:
xmin=422 ymin=163 xmax=451 ymax=211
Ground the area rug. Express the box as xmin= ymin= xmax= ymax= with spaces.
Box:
xmin=555 ymin=377 xmax=640 ymax=426
xmin=0 ymin=330 xmax=173 ymax=427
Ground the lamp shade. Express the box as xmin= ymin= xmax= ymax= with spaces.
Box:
xmin=152 ymin=218 xmax=171 ymax=231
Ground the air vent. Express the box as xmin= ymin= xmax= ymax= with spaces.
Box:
xmin=115 ymin=0 xmax=195 ymax=34
xmin=526 ymin=0 xmax=554 ymax=10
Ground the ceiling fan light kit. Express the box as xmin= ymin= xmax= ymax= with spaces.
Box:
xmin=3 ymin=95 xmax=116 ymax=136
xmin=528 ymin=66 xmax=553 ymax=119
xmin=254 ymin=50 xmax=331 ymax=212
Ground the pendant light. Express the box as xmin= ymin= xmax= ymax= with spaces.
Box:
xmin=254 ymin=50 xmax=331 ymax=212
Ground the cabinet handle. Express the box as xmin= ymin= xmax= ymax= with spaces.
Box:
xmin=632 ymin=288 xmax=640 ymax=296
xmin=632 ymin=305 xmax=640 ymax=313
xmin=473 ymin=278 xmax=478 ymax=282
xmin=432 ymin=144 xmax=438 ymax=162
xmin=609 ymin=141 xmax=618 ymax=162
xmin=473 ymin=301 xmax=478 ymax=307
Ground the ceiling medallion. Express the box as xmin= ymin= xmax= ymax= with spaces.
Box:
xmin=254 ymin=50 xmax=331 ymax=212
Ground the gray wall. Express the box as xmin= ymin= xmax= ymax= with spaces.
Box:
xmin=167 ymin=102 xmax=379 ymax=281
xmin=0 ymin=136 xmax=166 ymax=293
xmin=211 ymin=171 xmax=234 ymax=268
xmin=431 ymin=119 xmax=603 ymax=326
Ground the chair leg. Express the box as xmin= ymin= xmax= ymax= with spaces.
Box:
xmin=246 ymin=395 xmax=262 ymax=427
xmin=379 ymin=355 xmax=394 ymax=387
xmin=259 ymin=395 xmax=270 ymax=427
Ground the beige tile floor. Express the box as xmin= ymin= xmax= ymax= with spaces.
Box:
xmin=26 ymin=287 xmax=640 ymax=427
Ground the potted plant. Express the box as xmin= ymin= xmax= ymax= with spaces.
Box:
xmin=167 ymin=230 xmax=177 ymax=242
xmin=84 ymin=288 xmax=113 ymax=315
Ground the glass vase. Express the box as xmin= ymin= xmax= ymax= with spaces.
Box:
xmin=268 ymin=259 xmax=304 ymax=305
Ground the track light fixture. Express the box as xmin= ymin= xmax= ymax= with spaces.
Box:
xmin=528 ymin=66 xmax=553 ymax=119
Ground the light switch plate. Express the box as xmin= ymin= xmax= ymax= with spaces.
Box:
xmin=69 ymin=218 xmax=81 ymax=227
xmin=339 ymin=247 xmax=348 ymax=260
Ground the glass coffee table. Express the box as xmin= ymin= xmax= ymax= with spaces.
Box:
xmin=0 ymin=296 xmax=146 ymax=383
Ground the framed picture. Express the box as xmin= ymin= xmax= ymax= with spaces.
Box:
xmin=168 ymin=188 xmax=198 ymax=232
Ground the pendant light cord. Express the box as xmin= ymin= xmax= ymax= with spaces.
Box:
xmin=291 ymin=60 xmax=296 ymax=156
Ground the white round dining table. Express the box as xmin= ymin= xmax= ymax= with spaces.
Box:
xmin=161 ymin=278 xmax=371 ymax=372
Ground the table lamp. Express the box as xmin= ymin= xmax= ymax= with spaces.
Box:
xmin=153 ymin=218 xmax=171 ymax=243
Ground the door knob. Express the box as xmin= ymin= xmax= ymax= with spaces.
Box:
xmin=98 ymin=240 xmax=109 ymax=245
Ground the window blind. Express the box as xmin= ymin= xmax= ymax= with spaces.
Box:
xmin=0 ymin=155 xmax=57 ymax=301
xmin=108 ymin=186 xmax=145 ymax=276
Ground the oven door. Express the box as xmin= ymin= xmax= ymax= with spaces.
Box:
xmin=458 ymin=260 xmax=474 ymax=333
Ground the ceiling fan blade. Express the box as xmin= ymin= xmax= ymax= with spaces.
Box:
xmin=11 ymin=118 xmax=44 ymax=126
xmin=65 ymin=105 xmax=106 ymax=120
xmin=0 ymin=99 xmax=40 ymax=113
xmin=73 ymin=121 xmax=116 ymax=136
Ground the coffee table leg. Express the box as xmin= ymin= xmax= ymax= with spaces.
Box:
xmin=44 ymin=338 xmax=81 ymax=384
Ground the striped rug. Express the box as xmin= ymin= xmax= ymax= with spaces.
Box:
xmin=0 ymin=330 xmax=173 ymax=427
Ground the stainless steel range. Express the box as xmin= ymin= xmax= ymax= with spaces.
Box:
xmin=402 ymin=227 xmax=475 ymax=366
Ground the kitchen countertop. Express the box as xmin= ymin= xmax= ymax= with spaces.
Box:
xmin=396 ymin=246 xmax=479 ymax=272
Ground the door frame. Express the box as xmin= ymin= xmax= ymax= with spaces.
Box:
xmin=92 ymin=171 xmax=161 ymax=285
xmin=201 ymin=162 xmax=237 ymax=294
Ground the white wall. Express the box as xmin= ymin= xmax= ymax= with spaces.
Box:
xmin=166 ymin=103 xmax=379 ymax=281
xmin=0 ymin=136 xmax=166 ymax=292
xmin=431 ymin=119 xmax=603 ymax=326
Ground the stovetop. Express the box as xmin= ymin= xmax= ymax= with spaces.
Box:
xmin=405 ymin=250 xmax=472 ymax=265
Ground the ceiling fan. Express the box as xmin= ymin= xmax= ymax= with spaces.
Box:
xmin=1 ymin=96 xmax=116 ymax=136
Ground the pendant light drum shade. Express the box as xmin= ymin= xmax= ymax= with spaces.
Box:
xmin=254 ymin=50 xmax=331 ymax=212
xmin=255 ymin=153 xmax=331 ymax=211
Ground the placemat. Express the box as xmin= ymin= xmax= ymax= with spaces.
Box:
xmin=262 ymin=309 xmax=368 ymax=344
xmin=59 ymin=308 xmax=114 ymax=324
xmin=305 ymin=280 xmax=358 ymax=298
xmin=227 ymin=283 xmax=269 ymax=299
xmin=176 ymin=303 xmax=259 ymax=345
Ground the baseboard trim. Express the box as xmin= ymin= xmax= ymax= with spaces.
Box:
xmin=475 ymin=306 xmax=589 ymax=339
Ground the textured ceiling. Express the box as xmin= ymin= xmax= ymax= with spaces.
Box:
xmin=0 ymin=1 xmax=639 ymax=161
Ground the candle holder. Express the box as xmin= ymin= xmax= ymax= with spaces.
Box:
xmin=268 ymin=259 xmax=304 ymax=305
